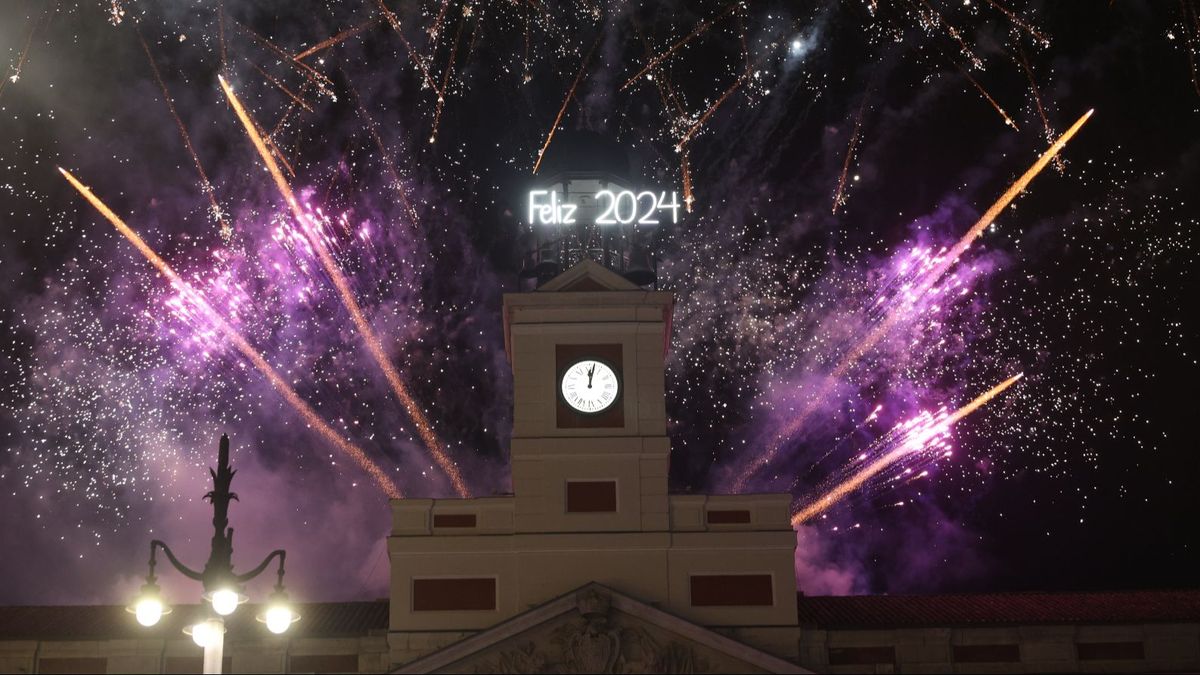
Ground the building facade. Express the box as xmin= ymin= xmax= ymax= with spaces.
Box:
xmin=1 ymin=262 xmax=1198 ymax=673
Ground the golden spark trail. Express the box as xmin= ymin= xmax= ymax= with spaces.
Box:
xmin=833 ymin=90 xmax=870 ymax=215
xmin=217 ymin=0 xmax=227 ymax=70
xmin=532 ymin=35 xmax=600 ymax=174
xmin=733 ymin=110 xmax=1092 ymax=492
xmin=250 ymin=62 xmax=315 ymax=112
xmin=0 ymin=5 xmax=50 ymax=103
xmin=345 ymin=72 xmax=419 ymax=225
xmin=374 ymin=0 xmax=439 ymax=92
xmin=58 ymin=167 xmax=402 ymax=499
xmin=229 ymin=17 xmax=336 ymax=97
xmin=428 ymin=11 xmax=466 ymax=145
xmin=675 ymin=54 xmax=765 ymax=151
xmin=294 ymin=18 xmax=379 ymax=61
xmin=791 ymin=374 xmax=1023 ymax=526
xmin=955 ymin=61 xmax=1019 ymax=131
xmin=681 ymin=150 xmax=695 ymax=213
xmin=984 ymin=0 xmax=1051 ymax=47
xmin=620 ymin=2 xmax=740 ymax=91
xmin=135 ymin=27 xmax=234 ymax=241
xmin=219 ymin=76 xmax=470 ymax=498
xmin=1015 ymin=43 xmax=1064 ymax=173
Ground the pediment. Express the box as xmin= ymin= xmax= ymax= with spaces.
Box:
xmin=537 ymin=259 xmax=641 ymax=292
xmin=394 ymin=583 xmax=807 ymax=674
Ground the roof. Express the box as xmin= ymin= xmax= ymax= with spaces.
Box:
xmin=0 ymin=600 xmax=387 ymax=641
xmin=795 ymin=589 xmax=1200 ymax=629
xmin=4 ymin=590 xmax=1199 ymax=641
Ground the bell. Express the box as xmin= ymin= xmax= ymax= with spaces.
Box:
xmin=623 ymin=246 xmax=656 ymax=287
xmin=534 ymin=246 xmax=560 ymax=280
xmin=518 ymin=251 xmax=539 ymax=279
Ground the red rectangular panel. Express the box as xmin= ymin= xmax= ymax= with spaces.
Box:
xmin=412 ymin=577 xmax=496 ymax=611
xmin=689 ymin=574 xmax=773 ymax=606
xmin=433 ymin=513 xmax=477 ymax=527
xmin=566 ymin=481 xmax=617 ymax=512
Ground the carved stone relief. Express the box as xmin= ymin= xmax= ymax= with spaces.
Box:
xmin=468 ymin=589 xmax=713 ymax=674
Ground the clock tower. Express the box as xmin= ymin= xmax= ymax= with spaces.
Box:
xmin=388 ymin=260 xmax=799 ymax=667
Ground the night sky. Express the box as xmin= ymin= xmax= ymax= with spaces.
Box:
xmin=0 ymin=0 xmax=1196 ymax=606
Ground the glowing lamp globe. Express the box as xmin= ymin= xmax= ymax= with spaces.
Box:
xmin=185 ymin=619 xmax=224 ymax=648
xmin=135 ymin=597 xmax=164 ymax=627
xmin=210 ymin=588 xmax=241 ymax=616
xmin=257 ymin=590 xmax=300 ymax=635
xmin=126 ymin=582 xmax=170 ymax=627
xmin=265 ymin=605 xmax=295 ymax=634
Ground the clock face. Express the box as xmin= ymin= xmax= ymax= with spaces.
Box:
xmin=559 ymin=359 xmax=620 ymax=414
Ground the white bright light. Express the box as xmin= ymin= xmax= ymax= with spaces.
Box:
xmin=265 ymin=605 xmax=295 ymax=634
xmin=211 ymin=589 xmax=240 ymax=616
xmin=134 ymin=598 xmax=163 ymax=627
xmin=190 ymin=620 xmax=215 ymax=647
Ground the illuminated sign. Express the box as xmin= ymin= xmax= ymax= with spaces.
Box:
xmin=528 ymin=189 xmax=680 ymax=226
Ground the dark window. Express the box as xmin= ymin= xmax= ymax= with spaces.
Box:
xmin=706 ymin=509 xmax=751 ymax=524
xmin=566 ymin=481 xmax=617 ymax=512
xmin=412 ymin=577 xmax=497 ymax=611
xmin=37 ymin=658 xmax=108 ymax=674
xmin=164 ymin=656 xmax=233 ymax=674
xmin=1077 ymin=642 xmax=1145 ymax=660
xmin=953 ymin=644 xmax=1021 ymax=663
xmin=289 ymin=654 xmax=359 ymax=673
xmin=689 ymin=574 xmax=773 ymax=606
xmin=828 ymin=647 xmax=896 ymax=666
xmin=433 ymin=513 xmax=476 ymax=527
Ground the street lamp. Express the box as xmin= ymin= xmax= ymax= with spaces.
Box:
xmin=126 ymin=435 xmax=299 ymax=674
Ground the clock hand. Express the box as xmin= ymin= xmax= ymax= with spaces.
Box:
xmin=587 ymin=364 xmax=595 ymax=388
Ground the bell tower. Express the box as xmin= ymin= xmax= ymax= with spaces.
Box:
xmin=505 ymin=259 xmax=672 ymax=533
xmin=388 ymin=260 xmax=798 ymax=666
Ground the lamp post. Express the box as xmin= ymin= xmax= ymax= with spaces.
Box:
xmin=127 ymin=435 xmax=299 ymax=674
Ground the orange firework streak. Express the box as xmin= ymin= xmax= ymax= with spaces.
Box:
xmin=620 ymin=2 xmax=741 ymax=91
xmin=135 ymin=26 xmax=234 ymax=240
xmin=374 ymin=0 xmax=439 ymax=92
xmin=218 ymin=77 xmax=470 ymax=498
xmin=428 ymin=11 xmax=467 ymax=145
xmin=532 ymin=36 xmax=600 ymax=174
xmin=675 ymin=48 xmax=772 ymax=151
xmin=984 ymin=0 xmax=1051 ymax=47
xmin=58 ymin=167 xmax=402 ymax=499
xmin=250 ymin=62 xmax=315 ymax=113
xmin=345 ymin=72 xmax=419 ymax=225
xmin=791 ymin=374 xmax=1023 ymax=526
xmin=1015 ymin=43 xmax=1064 ymax=173
xmin=293 ymin=18 xmax=379 ymax=61
xmin=954 ymin=61 xmax=1019 ymax=131
xmin=833 ymin=90 xmax=871 ymax=215
xmin=732 ymin=110 xmax=1093 ymax=493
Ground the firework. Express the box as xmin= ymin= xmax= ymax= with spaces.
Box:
xmin=1015 ymin=43 xmax=1064 ymax=173
xmin=249 ymin=62 xmax=315 ymax=113
xmin=229 ymin=16 xmax=336 ymax=99
xmin=791 ymin=373 xmax=1024 ymax=526
xmin=345 ymin=73 xmax=419 ymax=226
xmin=532 ymin=36 xmax=600 ymax=174
xmin=374 ymin=0 xmax=439 ymax=92
xmin=293 ymin=18 xmax=379 ymax=61
xmin=219 ymin=76 xmax=471 ymax=498
xmin=954 ymin=60 xmax=1019 ymax=131
xmin=620 ymin=2 xmax=741 ymax=91
xmin=58 ymin=167 xmax=403 ymax=499
xmin=984 ymin=0 xmax=1051 ymax=47
xmin=0 ymin=5 xmax=48 ymax=102
xmin=732 ymin=110 xmax=1093 ymax=492
xmin=675 ymin=49 xmax=773 ymax=151
xmin=134 ymin=25 xmax=234 ymax=240
xmin=428 ymin=11 xmax=467 ymax=145
xmin=832 ymin=90 xmax=871 ymax=215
